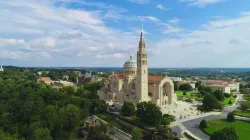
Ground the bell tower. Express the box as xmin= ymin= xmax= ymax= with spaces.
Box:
xmin=136 ymin=28 xmax=148 ymax=102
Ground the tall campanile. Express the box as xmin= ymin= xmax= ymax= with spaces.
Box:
xmin=136 ymin=29 xmax=148 ymax=102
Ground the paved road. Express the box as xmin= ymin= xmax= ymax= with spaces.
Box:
xmin=171 ymin=94 xmax=244 ymax=140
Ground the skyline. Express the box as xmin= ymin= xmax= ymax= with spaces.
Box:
xmin=0 ymin=0 xmax=250 ymax=67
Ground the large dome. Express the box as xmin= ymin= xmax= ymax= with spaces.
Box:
xmin=124 ymin=60 xmax=137 ymax=67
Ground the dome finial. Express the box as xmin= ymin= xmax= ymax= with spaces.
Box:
xmin=130 ymin=54 xmax=133 ymax=60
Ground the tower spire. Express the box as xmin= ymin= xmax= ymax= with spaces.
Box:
xmin=140 ymin=24 xmax=144 ymax=38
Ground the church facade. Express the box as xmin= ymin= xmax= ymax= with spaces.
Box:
xmin=97 ymin=30 xmax=176 ymax=107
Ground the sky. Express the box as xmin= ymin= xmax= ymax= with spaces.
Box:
xmin=0 ymin=0 xmax=250 ymax=68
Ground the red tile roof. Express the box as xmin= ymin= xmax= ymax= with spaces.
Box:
xmin=210 ymin=84 xmax=228 ymax=88
xmin=179 ymin=82 xmax=193 ymax=85
xmin=40 ymin=77 xmax=52 ymax=83
xmin=148 ymin=76 xmax=164 ymax=82
xmin=108 ymin=74 xmax=125 ymax=80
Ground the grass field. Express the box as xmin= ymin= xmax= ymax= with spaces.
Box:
xmin=221 ymin=97 xmax=236 ymax=106
xmin=176 ymin=91 xmax=203 ymax=101
xmin=95 ymin=114 xmax=113 ymax=123
xmin=176 ymin=90 xmax=236 ymax=106
xmin=233 ymin=109 xmax=250 ymax=118
xmin=204 ymin=119 xmax=250 ymax=140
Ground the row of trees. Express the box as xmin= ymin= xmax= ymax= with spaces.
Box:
xmin=121 ymin=101 xmax=163 ymax=125
xmin=0 ymin=69 xmax=107 ymax=140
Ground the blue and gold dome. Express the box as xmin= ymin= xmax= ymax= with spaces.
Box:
xmin=123 ymin=55 xmax=137 ymax=68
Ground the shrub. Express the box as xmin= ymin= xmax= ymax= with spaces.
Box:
xmin=183 ymin=91 xmax=187 ymax=96
xmin=233 ymin=95 xmax=237 ymax=98
xmin=227 ymin=113 xmax=235 ymax=122
xmin=161 ymin=117 xmax=171 ymax=126
xmin=210 ymin=126 xmax=238 ymax=140
xmin=228 ymin=99 xmax=232 ymax=104
xmin=224 ymin=93 xmax=231 ymax=98
xmin=199 ymin=119 xmax=207 ymax=129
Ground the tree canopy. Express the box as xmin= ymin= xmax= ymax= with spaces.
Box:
xmin=121 ymin=101 xmax=136 ymax=117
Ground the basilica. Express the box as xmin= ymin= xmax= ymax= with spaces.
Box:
xmin=97 ymin=30 xmax=176 ymax=107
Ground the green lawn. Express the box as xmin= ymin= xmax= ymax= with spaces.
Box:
xmin=95 ymin=114 xmax=113 ymax=123
xmin=221 ymin=97 xmax=236 ymax=106
xmin=204 ymin=119 xmax=250 ymax=140
xmin=233 ymin=109 xmax=250 ymax=118
xmin=176 ymin=91 xmax=203 ymax=101
xmin=176 ymin=91 xmax=236 ymax=106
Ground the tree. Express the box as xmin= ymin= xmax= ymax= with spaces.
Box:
xmin=240 ymin=101 xmax=250 ymax=111
xmin=136 ymin=102 xmax=162 ymax=125
xmin=183 ymin=91 xmax=187 ymax=96
xmin=131 ymin=127 xmax=143 ymax=140
xmin=179 ymin=84 xmax=193 ymax=91
xmin=202 ymin=94 xmax=222 ymax=110
xmin=59 ymin=104 xmax=81 ymax=134
xmin=227 ymin=113 xmax=235 ymax=122
xmin=173 ymin=81 xmax=179 ymax=91
xmin=121 ymin=101 xmax=135 ymax=117
xmin=210 ymin=126 xmax=238 ymax=140
xmin=213 ymin=90 xmax=225 ymax=101
xmin=195 ymin=81 xmax=202 ymax=88
xmin=200 ymin=90 xmax=209 ymax=96
xmin=199 ymin=119 xmax=207 ymax=129
xmin=240 ymin=88 xmax=249 ymax=94
xmin=30 ymin=128 xmax=52 ymax=140
xmin=43 ymin=105 xmax=58 ymax=129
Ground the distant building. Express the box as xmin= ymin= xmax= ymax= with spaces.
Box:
xmin=210 ymin=84 xmax=231 ymax=94
xmin=97 ymin=72 xmax=104 ymax=74
xmin=54 ymin=80 xmax=74 ymax=87
xmin=201 ymin=80 xmax=239 ymax=93
xmin=179 ymin=82 xmax=195 ymax=89
xmin=62 ymin=75 xmax=69 ymax=81
xmin=0 ymin=66 xmax=4 ymax=72
xmin=73 ymin=71 xmax=82 ymax=77
xmin=39 ymin=77 xmax=53 ymax=85
xmin=24 ymin=68 xmax=29 ymax=72
xmin=168 ymin=77 xmax=182 ymax=82
xmin=227 ymin=81 xmax=240 ymax=92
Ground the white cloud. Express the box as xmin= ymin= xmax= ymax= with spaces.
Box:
xmin=138 ymin=16 xmax=160 ymax=22
xmin=168 ymin=18 xmax=180 ymax=24
xmin=0 ymin=38 xmax=26 ymax=47
xmin=0 ymin=0 xmax=144 ymax=66
xmin=128 ymin=0 xmax=149 ymax=4
xmin=156 ymin=4 xmax=169 ymax=10
xmin=162 ymin=24 xmax=183 ymax=34
xmin=179 ymin=0 xmax=225 ymax=7
xmin=153 ymin=11 xmax=250 ymax=67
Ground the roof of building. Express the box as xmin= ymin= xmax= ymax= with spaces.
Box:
xmin=228 ymin=81 xmax=238 ymax=84
xmin=108 ymin=74 xmax=125 ymax=80
xmin=123 ymin=60 xmax=137 ymax=67
xmin=40 ymin=77 xmax=51 ymax=83
xmin=210 ymin=84 xmax=228 ymax=88
xmin=179 ymin=82 xmax=193 ymax=85
xmin=148 ymin=76 xmax=165 ymax=82
xmin=203 ymin=80 xmax=223 ymax=83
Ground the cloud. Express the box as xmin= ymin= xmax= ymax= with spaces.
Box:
xmin=156 ymin=4 xmax=169 ymax=10
xmin=0 ymin=0 xmax=142 ymax=64
xmin=138 ymin=16 xmax=160 ymax=22
xmin=153 ymin=11 xmax=250 ymax=67
xmin=168 ymin=18 xmax=180 ymax=24
xmin=128 ymin=0 xmax=149 ymax=4
xmin=179 ymin=0 xmax=225 ymax=7
xmin=162 ymin=24 xmax=183 ymax=34
xmin=0 ymin=38 xmax=26 ymax=47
